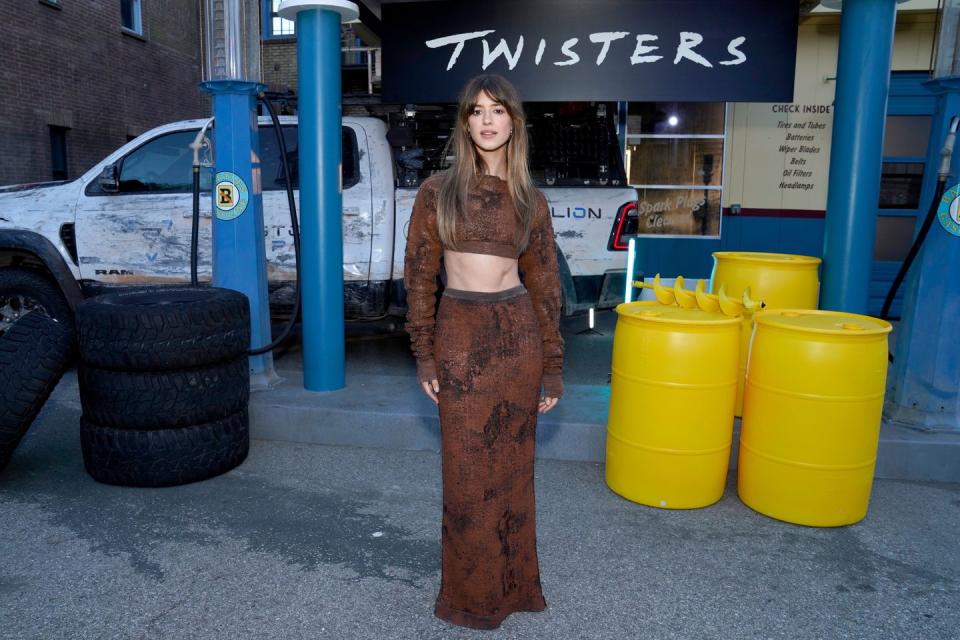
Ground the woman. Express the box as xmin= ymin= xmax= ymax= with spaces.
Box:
xmin=403 ymin=74 xmax=564 ymax=630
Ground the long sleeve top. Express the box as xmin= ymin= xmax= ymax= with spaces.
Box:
xmin=403 ymin=173 xmax=565 ymax=399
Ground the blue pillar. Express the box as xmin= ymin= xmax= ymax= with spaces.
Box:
xmin=886 ymin=77 xmax=960 ymax=432
xmin=821 ymin=0 xmax=900 ymax=313
xmin=279 ymin=1 xmax=357 ymax=391
xmin=201 ymin=80 xmax=277 ymax=388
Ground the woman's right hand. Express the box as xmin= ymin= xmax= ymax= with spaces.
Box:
xmin=421 ymin=379 xmax=440 ymax=405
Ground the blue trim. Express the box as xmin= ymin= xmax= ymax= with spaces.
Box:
xmin=262 ymin=0 xmax=296 ymax=40
xmin=200 ymin=80 xmax=265 ymax=95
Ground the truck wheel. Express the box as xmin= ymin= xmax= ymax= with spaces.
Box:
xmin=79 ymin=356 xmax=249 ymax=431
xmin=76 ymin=287 xmax=250 ymax=371
xmin=0 ymin=267 xmax=73 ymax=336
xmin=80 ymin=409 xmax=249 ymax=488
xmin=0 ymin=312 xmax=75 ymax=472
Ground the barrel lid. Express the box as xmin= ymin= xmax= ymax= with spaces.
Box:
xmin=755 ymin=309 xmax=892 ymax=335
xmin=712 ymin=251 xmax=822 ymax=266
xmin=616 ymin=301 xmax=741 ymax=326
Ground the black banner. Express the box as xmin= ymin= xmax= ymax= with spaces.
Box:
xmin=382 ymin=0 xmax=798 ymax=103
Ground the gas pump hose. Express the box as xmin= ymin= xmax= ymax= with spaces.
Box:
xmin=880 ymin=115 xmax=959 ymax=325
xmin=189 ymin=95 xmax=302 ymax=356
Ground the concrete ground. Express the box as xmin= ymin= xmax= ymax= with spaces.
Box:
xmin=2 ymin=370 xmax=959 ymax=640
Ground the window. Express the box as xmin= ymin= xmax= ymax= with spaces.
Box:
xmin=49 ymin=126 xmax=68 ymax=180
xmin=525 ymin=102 xmax=626 ymax=187
xmin=121 ymin=0 xmax=142 ymax=34
xmin=341 ymin=127 xmax=359 ymax=188
xmin=258 ymin=125 xmax=361 ymax=191
xmin=263 ymin=0 xmax=295 ymax=38
xmin=878 ymin=114 xmax=931 ymax=210
xmin=625 ymin=102 xmax=725 ymax=237
xmin=875 ymin=114 xmax=932 ymax=261
xmin=874 ymin=216 xmax=917 ymax=261
xmin=260 ymin=125 xmax=300 ymax=190
xmin=878 ymin=163 xmax=924 ymax=209
xmin=118 ymin=131 xmax=197 ymax=193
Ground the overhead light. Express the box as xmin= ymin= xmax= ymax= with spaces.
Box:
xmin=668 ymin=115 xmax=679 ymax=127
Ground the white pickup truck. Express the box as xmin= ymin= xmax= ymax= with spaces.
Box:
xmin=0 ymin=115 xmax=639 ymax=331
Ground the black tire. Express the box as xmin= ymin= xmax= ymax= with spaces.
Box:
xmin=78 ymin=356 xmax=250 ymax=430
xmin=76 ymin=287 xmax=250 ymax=371
xmin=0 ymin=312 xmax=75 ymax=471
xmin=0 ymin=267 xmax=73 ymax=336
xmin=80 ymin=409 xmax=250 ymax=488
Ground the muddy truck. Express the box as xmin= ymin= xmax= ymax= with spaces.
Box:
xmin=0 ymin=101 xmax=639 ymax=331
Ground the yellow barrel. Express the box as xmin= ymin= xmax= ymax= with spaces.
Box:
xmin=711 ymin=252 xmax=823 ymax=417
xmin=711 ymin=252 xmax=822 ymax=308
xmin=731 ymin=310 xmax=758 ymax=417
xmin=606 ymin=302 xmax=740 ymax=509
xmin=737 ymin=309 xmax=892 ymax=527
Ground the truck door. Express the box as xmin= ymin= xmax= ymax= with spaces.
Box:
xmin=74 ymin=129 xmax=211 ymax=284
xmin=259 ymin=122 xmax=372 ymax=288
xmin=341 ymin=124 xmax=373 ymax=285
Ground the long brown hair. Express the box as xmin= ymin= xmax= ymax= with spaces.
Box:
xmin=437 ymin=74 xmax=538 ymax=254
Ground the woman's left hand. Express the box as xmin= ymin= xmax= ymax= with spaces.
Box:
xmin=538 ymin=397 xmax=558 ymax=413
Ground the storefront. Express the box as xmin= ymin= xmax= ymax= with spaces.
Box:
xmin=617 ymin=7 xmax=937 ymax=317
xmin=263 ymin=0 xmax=940 ymax=314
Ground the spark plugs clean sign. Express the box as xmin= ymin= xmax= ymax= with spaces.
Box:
xmin=382 ymin=0 xmax=798 ymax=103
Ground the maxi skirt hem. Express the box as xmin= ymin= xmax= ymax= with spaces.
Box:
xmin=434 ymin=594 xmax=547 ymax=630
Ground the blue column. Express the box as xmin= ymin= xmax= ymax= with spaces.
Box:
xmin=821 ymin=0 xmax=899 ymax=313
xmin=201 ymin=80 xmax=277 ymax=387
xmin=886 ymin=78 xmax=960 ymax=432
xmin=280 ymin=1 xmax=357 ymax=391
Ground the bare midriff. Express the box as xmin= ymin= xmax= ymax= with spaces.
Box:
xmin=444 ymin=250 xmax=521 ymax=292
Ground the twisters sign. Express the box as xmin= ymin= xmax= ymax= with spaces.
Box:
xmin=382 ymin=0 xmax=799 ymax=103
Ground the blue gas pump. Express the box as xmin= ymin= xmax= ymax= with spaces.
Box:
xmin=200 ymin=0 xmax=277 ymax=389
xmin=885 ymin=77 xmax=960 ymax=432
xmin=885 ymin=4 xmax=960 ymax=432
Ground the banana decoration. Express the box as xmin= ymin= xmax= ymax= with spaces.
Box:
xmin=674 ymin=276 xmax=698 ymax=309
xmin=652 ymin=274 xmax=675 ymax=305
xmin=742 ymin=287 xmax=763 ymax=313
xmin=629 ymin=276 xmax=765 ymax=317
xmin=694 ymin=279 xmax=721 ymax=313
xmin=717 ymin=284 xmax=744 ymax=316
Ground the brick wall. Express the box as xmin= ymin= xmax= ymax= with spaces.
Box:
xmin=0 ymin=0 xmax=208 ymax=185
xmin=262 ymin=40 xmax=297 ymax=93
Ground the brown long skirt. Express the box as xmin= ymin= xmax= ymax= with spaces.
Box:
xmin=432 ymin=284 xmax=547 ymax=630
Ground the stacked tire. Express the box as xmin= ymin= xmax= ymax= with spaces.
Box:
xmin=76 ymin=287 xmax=252 ymax=487
xmin=0 ymin=312 xmax=75 ymax=472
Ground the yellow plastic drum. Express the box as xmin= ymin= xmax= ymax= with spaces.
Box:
xmin=710 ymin=252 xmax=822 ymax=309
xmin=737 ymin=310 xmax=892 ymax=527
xmin=711 ymin=252 xmax=823 ymax=417
xmin=606 ymin=302 xmax=741 ymax=509
xmin=731 ymin=309 xmax=759 ymax=417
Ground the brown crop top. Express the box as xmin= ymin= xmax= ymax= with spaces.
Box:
xmin=403 ymin=173 xmax=565 ymax=399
